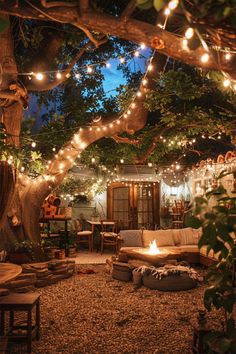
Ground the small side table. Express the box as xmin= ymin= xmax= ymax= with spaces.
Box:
xmin=0 ymin=293 xmax=40 ymax=353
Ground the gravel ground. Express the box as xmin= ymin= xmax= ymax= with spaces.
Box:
xmin=10 ymin=265 xmax=225 ymax=354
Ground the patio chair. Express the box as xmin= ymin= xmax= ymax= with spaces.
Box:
xmin=73 ymin=219 xmax=93 ymax=252
xmin=100 ymin=220 xmax=119 ymax=255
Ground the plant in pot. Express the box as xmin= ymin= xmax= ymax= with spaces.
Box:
xmin=186 ymin=173 xmax=236 ymax=353
xmin=42 ymin=238 xmax=60 ymax=260
xmin=7 ymin=240 xmax=33 ymax=264
xmin=67 ymin=233 xmax=77 ymax=257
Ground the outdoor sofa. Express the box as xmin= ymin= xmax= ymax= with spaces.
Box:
xmin=118 ymin=228 xmax=220 ymax=266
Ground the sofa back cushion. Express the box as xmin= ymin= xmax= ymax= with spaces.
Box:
xmin=119 ymin=230 xmax=143 ymax=247
xmin=178 ymin=227 xmax=201 ymax=245
xmin=142 ymin=230 xmax=175 ymax=248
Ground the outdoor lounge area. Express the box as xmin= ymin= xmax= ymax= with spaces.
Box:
xmin=0 ymin=0 xmax=236 ymax=353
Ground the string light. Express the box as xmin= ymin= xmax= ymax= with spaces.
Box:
xmin=140 ymin=43 xmax=146 ymax=50
xmin=164 ymin=8 xmax=171 ymax=16
xmin=201 ymin=53 xmax=209 ymax=63
xmin=87 ymin=66 xmax=93 ymax=73
xmin=56 ymin=72 xmax=62 ymax=79
xmin=75 ymin=73 xmax=80 ymax=79
xmin=119 ymin=57 xmax=125 ymax=64
xmin=168 ymin=0 xmax=179 ymax=10
xmin=142 ymin=78 xmax=148 ymax=85
xmin=223 ymin=79 xmax=230 ymax=87
xmin=31 ymin=142 xmax=36 ymax=148
xmin=225 ymin=53 xmax=231 ymax=60
xmin=35 ymin=73 xmax=43 ymax=80
xmin=106 ymin=62 xmax=111 ymax=68
xmin=185 ymin=27 xmax=194 ymax=39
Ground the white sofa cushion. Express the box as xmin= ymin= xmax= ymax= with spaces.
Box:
xmin=178 ymin=228 xmax=201 ymax=246
xmin=142 ymin=230 xmax=175 ymax=248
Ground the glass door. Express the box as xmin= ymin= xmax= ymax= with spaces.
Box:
xmin=107 ymin=182 xmax=160 ymax=229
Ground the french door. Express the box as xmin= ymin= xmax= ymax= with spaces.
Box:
xmin=107 ymin=182 xmax=160 ymax=229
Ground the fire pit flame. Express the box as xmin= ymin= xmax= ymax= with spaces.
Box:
xmin=148 ymin=240 xmax=161 ymax=255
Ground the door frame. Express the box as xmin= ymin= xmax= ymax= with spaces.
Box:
xmin=107 ymin=182 xmax=160 ymax=229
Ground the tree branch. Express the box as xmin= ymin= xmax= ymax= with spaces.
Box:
xmin=26 ymin=41 xmax=91 ymax=92
xmin=0 ymin=4 xmax=235 ymax=77
xmin=40 ymin=0 xmax=78 ymax=8
xmin=111 ymin=135 xmax=140 ymax=145
xmin=121 ymin=0 xmax=137 ymax=21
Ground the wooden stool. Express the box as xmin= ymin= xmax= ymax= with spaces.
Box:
xmin=0 ymin=293 xmax=40 ymax=353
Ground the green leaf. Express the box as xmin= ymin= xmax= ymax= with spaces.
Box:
xmin=153 ymin=0 xmax=164 ymax=11
xmin=137 ymin=0 xmax=153 ymax=10
xmin=185 ymin=215 xmax=202 ymax=229
xmin=0 ymin=16 xmax=9 ymax=33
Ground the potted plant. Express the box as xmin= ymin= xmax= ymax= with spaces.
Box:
xmin=7 ymin=240 xmax=33 ymax=264
xmin=187 ymin=173 xmax=236 ymax=353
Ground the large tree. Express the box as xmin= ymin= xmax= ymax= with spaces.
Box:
xmin=0 ymin=0 xmax=235 ymax=258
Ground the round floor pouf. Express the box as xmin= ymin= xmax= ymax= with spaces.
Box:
xmin=142 ymin=272 xmax=197 ymax=291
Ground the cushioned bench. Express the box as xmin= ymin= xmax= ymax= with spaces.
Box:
xmin=118 ymin=228 xmax=219 ymax=266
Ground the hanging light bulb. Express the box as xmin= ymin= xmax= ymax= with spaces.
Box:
xmin=225 ymin=53 xmax=231 ymax=61
xmin=87 ymin=66 xmax=93 ymax=73
xmin=52 ymin=147 xmax=56 ymax=151
xmin=91 ymin=157 xmax=95 ymax=163
xmin=31 ymin=141 xmax=36 ymax=148
xmin=106 ymin=62 xmax=111 ymax=68
xmin=164 ymin=8 xmax=171 ymax=15
xmin=119 ymin=57 xmax=125 ymax=64
xmin=134 ymin=50 xmax=140 ymax=57
xmin=120 ymin=158 xmax=124 ymax=164
xmin=148 ymin=162 xmax=153 ymax=167
xmin=35 ymin=73 xmax=43 ymax=80
xmin=185 ymin=27 xmax=194 ymax=39
xmin=142 ymin=78 xmax=148 ymax=85
xmin=201 ymin=53 xmax=209 ymax=63
xmin=140 ymin=43 xmax=146 ymax=50
xmin=223 ymin=79 xmax=230 ymax=87
xmin=56 ymin=72 xmax=62 ymax=79
xmin=147 ymin=64 xmax=153 ymax=71
xmin=168 ymin=0 xmax=179 ymax=10
xmin=131 ymin=103 xmax=136 ymax=108
xmin=137 ymin=91 xmax=142 ymax=97
xmin=75 ymin=73 xmax=80 ymax=79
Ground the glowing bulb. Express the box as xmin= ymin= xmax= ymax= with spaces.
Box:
xmin=168 ymin=0 xmax=179 ymax=10
xmin=142 ymin=78 xmax=148 ymax=85
xmin=201 ymin=53 xmax=209 ymax=63
xmin=120 ymin=158 xmax=124 ymax=164
xmin=91 ymin=157 xmax=95 ymax=163
xmin=147 ymin=64 xmax=153 ymax=71
xmin=52 ymin=147 xmax=56 ymax=151
xmin=106 ymin=62 xmax=111 ymax=68
xmin=31 ymin=142 xmax=36 ymax=148
xmin=97 ymin=127 xmax=101 ymax=131
xmin=75 ymin=73 xmax=80 ymax=79
xmin=35 ymin=73 xmax=43 ymax=80
xmin=140 ymin=43 xmax=146 ymax=50
xmin=225 ymin=53 xmax=231 ymax=60
xmin=116 ymin=120 xmax=120 ymax=124
xmin=164 ymin=8 xmax=171 ymax=15
xmin=234 ymin=84 xmax=236 ymax=90
xmin=134 ymin=50 xmax=140 ymax=57
xmin=185 ymin=27 xmax=194 ymax=39
xmin=137 ymin=91 xmax=142 ymax=97
xmin=103 ymin=126 xmax=107 ymax=131
xmin=120 ymin=57 xmax=125 ymax=64
xmin=56 ymin=72 xmax=62 ymax=79
xmin=148 ymin=162 xmax=153 ymax=167
xmin=223 ymin=79 xmax=230 ymax=87
xmin=87 ymin=66 xmax=93 ymax=73
xmin=109 ymin=123 xmax=113 ymax=128
xmin=65 ymin=73 xmax=70 ymax=78
xmin=127 ymin=110 xmax=131 ymax=115
xmin=124 ymin=114 xmax=128 ymax=119
xmin=131 ymin=103 xmax=136 ymax=108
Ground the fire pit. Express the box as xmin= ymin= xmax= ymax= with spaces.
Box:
xmin=119 ymin=240 xmax=182 ymax=266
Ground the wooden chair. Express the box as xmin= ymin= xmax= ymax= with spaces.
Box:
xmin=100 ymin=220 xmax=119 ymax=254
xmin=74 ymin=220 xmax=93 ymax=252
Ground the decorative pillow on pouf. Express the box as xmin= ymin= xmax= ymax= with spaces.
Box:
xmin=137 ymin=265 xmax=199 ymax=291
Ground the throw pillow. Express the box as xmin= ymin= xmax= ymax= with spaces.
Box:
xmin=119 ymin=230 xmax=143 ymax=247
xmin=179 ymin=228 xmax=200 ymax=245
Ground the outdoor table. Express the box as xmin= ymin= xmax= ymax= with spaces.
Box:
xmin=0 ymin=263 xmax=22 ymax=286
